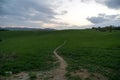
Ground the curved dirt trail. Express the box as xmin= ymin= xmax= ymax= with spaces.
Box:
xmin=2 ymin=41 xmax=68 ymax=80
xmin=52 ymin=41 xmax=67 ymax=80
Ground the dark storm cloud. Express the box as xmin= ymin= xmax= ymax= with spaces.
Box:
xmin=87 ymin=17 xmax=108 ymax=24
xmin=96 ymin=0 xmax=120 ymax=9
xmin=0 ymin=0 xmax=58 ymax=27
xmin=2 ymin=0 xmax=55 ymax=14
xmin=0 ymin=0 xmax=6 ymax=15
xmin=87 ymin=14 xmax=120 ymax=24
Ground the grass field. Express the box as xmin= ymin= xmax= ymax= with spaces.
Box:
xmin=0 ymin=30 xmax=120 ymax=80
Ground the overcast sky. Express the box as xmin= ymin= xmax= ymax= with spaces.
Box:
xmin=0 ymin=0 xmax=120 ymax=29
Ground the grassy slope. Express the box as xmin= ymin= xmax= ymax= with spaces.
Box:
xmin=59 ymin=30 xmax=120 ymax=80
xmin=0 ymin=31 xmax=63 ymax=74
xmin=0 ymin=30 xmax=120 ymax=80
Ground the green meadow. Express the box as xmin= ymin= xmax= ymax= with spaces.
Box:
xmin=0 ymin=30 xmax=120 ymax=80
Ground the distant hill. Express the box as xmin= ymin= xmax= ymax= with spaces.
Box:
xmin=0 ymin=27 xmax=55 ymax=31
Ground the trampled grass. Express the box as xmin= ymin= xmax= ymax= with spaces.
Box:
xmin=0 ymin=30 xmax=120 ymax=80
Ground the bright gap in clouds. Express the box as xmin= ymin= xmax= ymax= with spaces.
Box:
xmin=55 ymin=0 xmax=119 ymax=27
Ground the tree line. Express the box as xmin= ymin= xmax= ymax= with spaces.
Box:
xmin=92 ymin=25 xmax=120 ymax=32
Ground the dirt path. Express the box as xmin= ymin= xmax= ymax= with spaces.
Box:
xmin=52 ymin=41 xmax=67 ymax=80
xmin=1 ymin=41 xmax=68 ymax=80
xmin=1 ymin=41 xmax=107 ymax=80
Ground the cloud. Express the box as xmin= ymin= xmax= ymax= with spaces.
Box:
xmin=87 ymin=13 xmax=120 ymax=27
xmin=60 ymin=11 xmax=68 ymax=15
xmin=2 ymin=0 xmax=57 ymax=20
xmin=0 ymin=0 xmax=60 ymax=28
xmin=0 ymin=0 xmax=6 ymax=15
xmin=87 ymin=13 xmax=120 ymax=24
xmin=0 ymin=0 xmax=120 ymax=29
xmin=93 ymin=19 xmax=120 ymax=27
xmin=87 ymin=16 xmax=108 ymax=24
xmin=96 ymin=0 xmax=120 ymax=9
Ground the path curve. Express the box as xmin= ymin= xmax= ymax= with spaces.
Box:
xmin=52 ymin=41 xmax=67 ymax=80
xmin=2 ymin=41 xmax=68 ymax=80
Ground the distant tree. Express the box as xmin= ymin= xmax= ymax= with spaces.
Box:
xmin=98 ymin=27 xmax=102 ymax=31
xmin=91 ymin=25 xmax=120 ymax=32
xmin=0 ymin=28 xmax=3 ymax=42
xmin=0 ymin=28 xmax=8 ymax=31
xmin=106 ymin=25 xmax=113 ymax=32
xmin=114 ymin=26 xmax=120 ymax=30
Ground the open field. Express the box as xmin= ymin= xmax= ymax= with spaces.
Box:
xmin=0 ymin=30 xmax=120 ymax=80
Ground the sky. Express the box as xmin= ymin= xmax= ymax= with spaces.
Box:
xmin=0 ymin=0 xmax=120 ymax=29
